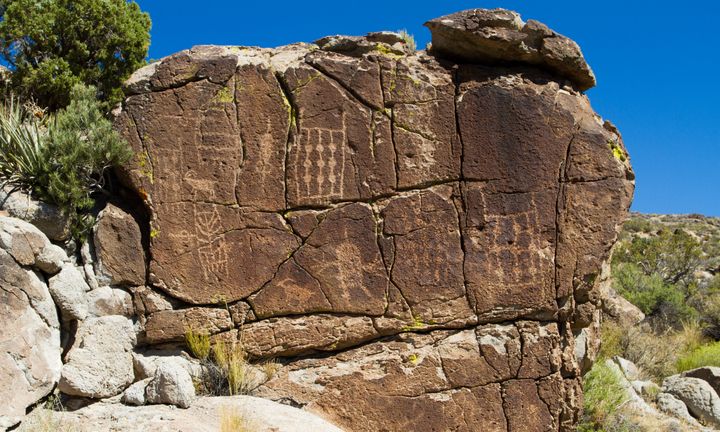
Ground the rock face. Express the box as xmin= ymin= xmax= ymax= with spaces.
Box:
xmin=114 ymin=8 xmax=633 ymax=432
xmin=0 ymin=217 xmax=62 ymax=429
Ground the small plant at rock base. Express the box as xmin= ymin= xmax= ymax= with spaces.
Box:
xmin=219 ymin=406 xmax=257 ymax=432
xmin=213 ymin=340 xmax=252 ymax=396
xmin=185 ymin=327 xmax=211 ymax=361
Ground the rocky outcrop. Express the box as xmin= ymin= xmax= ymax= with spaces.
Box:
xmin=0 ymin=187 xmax=71 ymax=241
xmin=0 ymin=217 xmax=63 ymax=430
xmin=18 ymin=396 xmax=344 ymax=432
xmin=111 ymin=7 xmax=634 ymax=431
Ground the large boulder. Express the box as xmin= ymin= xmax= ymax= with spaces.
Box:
xmin=59 ymin=315 xmax=136 ymax=398
xmin=662 ymin=375 xmax=720 ymax=428
xmin=114 ymin=8 xmax=634 ymax=431
xmin=0 ymin=244 xmax=61 ymax=429
xmin=144 ymin=362 xmax=196 ymax=408
xmin=683 ymin=367 xmax=720 ymax=396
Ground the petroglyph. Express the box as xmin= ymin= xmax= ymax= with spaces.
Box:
xmin=293 ymin=114 xmax=347 ymax=203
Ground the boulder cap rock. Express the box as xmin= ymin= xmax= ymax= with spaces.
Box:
xmin=425 ymin=8 xmax=596 ymax=90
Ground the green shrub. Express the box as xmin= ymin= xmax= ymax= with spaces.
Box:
xmin=578 ymin=362 xmax=632 ymax=432
xmin=676 ymin=341 xmax=720 ymax=372
xmin=0 ymin=0 xmax=151 ymax=110
xmin=0 ymin=85 xmax=132 ymax=237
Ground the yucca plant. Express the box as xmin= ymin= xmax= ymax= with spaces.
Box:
xmin=0 ymin=97 xmax=49 ymax=193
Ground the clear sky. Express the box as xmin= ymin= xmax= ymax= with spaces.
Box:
xmin=141 ymin=1 xmax=720 ymax=217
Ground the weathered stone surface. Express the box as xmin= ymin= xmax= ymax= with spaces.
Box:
xmin=122 ymin=378 xmax=152 ymax=406
xmin=35 ymin=243 xmax=68 ymax=275
xmin=115 ymin=9 xmax=634 ymax=431
xmin=0 ymin=187 xmax=70 ymax=241
xmin=94 ymin=203 xmax=146 ymax=286
xmin=86 ymin=286 xmax=134 ymax=317
xmin=145 ymin=362 xmax=196 ymax=408
xmin=662 ymin=375 xmax=720 ymax=428
xmin=657 ymin=392 xmax=702 ymax=426
xmin=19 ymin=396 xmax=345 ymax=432
xmin=48 ymin=264 xmax=90 ymax=321
xmin=144 ymin=307 xmax=233 ymax=344
xmin=0 ymin=246 xmax=61 ymax=429
xmin=59 ymin=316 xmax=136 ymax=398
xmin=683 ymin=367 xmax=720 ymax=396
xmin=257 ymin=324 xmax=574 ymax=432
xmin=425 ymin=9 xmax=595 ymax=90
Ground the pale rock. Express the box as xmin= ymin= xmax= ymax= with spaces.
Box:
xmin=663 ymin=375 xmax=720 ymax=428
xmin=122 ymin=378 xmax=152 ymax=406
xmin=34 ymin=243 xmax=68 ymax=275
xmin=87 ymin=286 xmax=134 ymax=317
xmin=48 ymin=264 xmax=89 ymax=321
xmin=145 ymin=362 xmax=196 ymax=408
xmin=0 ymin=188 xmax=70 ymax=241
xmin=0 ymin=248 xmax=61 ymax=429
xmin=17 ymin=396 xmax=345 ymax=432
xmin=657 ymin=392 xmax=703 ymax=427
xmin=59 ymin=315 xmax=136 ymax=398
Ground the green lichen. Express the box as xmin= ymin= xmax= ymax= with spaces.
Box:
xmin=608 ymin=140 xmax=627 ymax=162
xmin=407 ymin=353 xmax=419 ymax=365
xmin=213 ymin=86 xmax=234 ymax=104
xmin=149 ymin=228 xmax=160 ymax=239
xmin=401 ymin=316 xmax=427 ymax=332
xmin=135 ymin=152 xmax=154 ymax=183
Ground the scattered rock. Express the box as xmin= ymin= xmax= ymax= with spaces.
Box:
xmin=0 ymin=187 xmax=70 ymax=241
xmin=145 ymin=362 xmax=196 ymax=409
xmin=683 ymin=367 xmax=720 ymax=396
xmin=93 ymin=203 xmax=146 ymax=286
xmin=657 ymin=392 xmax=703 ymax=427
xmin=424 ymin=8 xmax=595 ymax=90
xmin=601 ymin=285 xmax=645 ymax=326
xmin=662 ymin=375 xmax=720 ymax=428
xmin=59 ymin=316 xmax=136 ymax=398
xmin=48 ymin=264 xmax=90 ymax=321
xmin=122 ymin=378 xmax=152 ymax=406
xmin=613 ymin=356 xmax=641 ymax=381
xmin=34 ymin=243 xmax=68 ymax=275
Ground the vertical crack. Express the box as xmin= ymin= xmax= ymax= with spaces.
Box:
xmin=274 ymin=71 xmax=299 ymax=210
xmin=389 ymin=107 xmax=401 ymax=190
xmin=554 ymin=130 xmax=578 ymax=314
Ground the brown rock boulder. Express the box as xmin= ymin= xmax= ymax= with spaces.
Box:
xmin=115 ymin=9 xmax=633 ymax=431
xmin=425 ymin=9 xmax=596 ymax=90
xmin=94 ymin=203 xmax=146 ymax=286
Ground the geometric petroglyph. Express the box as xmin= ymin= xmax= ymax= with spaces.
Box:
xmin=295 ymin=115 xmax=347 ymax=201
xmin=479 ymin=194 xmax=548 ymax=286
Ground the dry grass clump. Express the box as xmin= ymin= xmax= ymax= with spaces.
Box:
xmin=599 ymin=320 xmax=708 ymax=380
xmin=219 ymin=406 xmax=257 ymax=432
xmin=185 ymin=327 xmax=260 ymax=396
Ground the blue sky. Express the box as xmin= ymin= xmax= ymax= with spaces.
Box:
xmin=142 ymin=1 xmax=720 ymax=216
